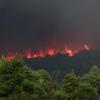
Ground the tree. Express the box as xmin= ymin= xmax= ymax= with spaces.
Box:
xmin=0 ymin=56 xmax=29 ymax=99
xmin=82 ymin=65 xmax=100 ymax=96
xmin=76 ymin=82 xmax=97 ymax=100
xmin=23 ymin=69 xmax=53 ymax=100
xmin=0 ymin=56 xmax=53 ymax=100
xmin=61 ymin=70 xmax=79 ymax=99
xmin=53 ymin=90 xmax=68 ymax=100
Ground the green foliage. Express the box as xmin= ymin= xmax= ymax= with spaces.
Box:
xmin=82 ymin=65 xmax=100 ymax=95
xmin=61 ymin=70 xmax=79 ymax=99
xmin=0 ymin=56 xmax=100 ymax=100
xmin=0 ymin=57 xmax=53 ymax=100
xmin=53 ymin=90 xmax=68 ymax=100
xmin=62 ymin=70 xmax=79 ymax=92
xmin=77 ymin=82 xmax=97 ymax=100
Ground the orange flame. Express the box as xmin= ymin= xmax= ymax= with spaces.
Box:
xmin=47 ymin=49 xmax=56 ymax=56
xmin=6 ymin=44 xmax=91 ymax=60
xmin=7 ymin=52 xmax=14 ymax=61
xmin=84 ymin=44 xmax=90 ymax=50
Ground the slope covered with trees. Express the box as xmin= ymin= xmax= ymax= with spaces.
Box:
xmin=24 ymin=50 xmax=100 ymax=78
xmin=0 ymin=56 xmax=100 ymax=100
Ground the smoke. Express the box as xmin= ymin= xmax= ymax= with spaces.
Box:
xmin=0 ymin=0 xmax=100 ymax=53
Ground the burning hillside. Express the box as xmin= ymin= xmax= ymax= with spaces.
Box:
xmin=6 ymin=44 xmax=91 ymax=60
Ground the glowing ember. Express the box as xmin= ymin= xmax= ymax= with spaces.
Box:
xmin=84 ymin=44 xmax=90 ymax=50
xmin=7 ymin=52 xmax=14 ymax=60
xmin=6 ymin=44 xmax=91 ymax=59
xmin=47 ymin=49 xmax=55 ymax=56
xmin=64 ymin=46 xmax=74 ymax=56
xmin=33 ymin=52 xmax=44 ymax=58
xmin=27 ymin=52 xmax=32 ymax=59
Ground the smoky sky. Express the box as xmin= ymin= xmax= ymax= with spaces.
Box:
xmin=0 ymin=0 xmax=100 ymax=53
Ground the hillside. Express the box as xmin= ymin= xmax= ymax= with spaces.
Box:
xmin=24 ymin=50 xmax=100 ymax=75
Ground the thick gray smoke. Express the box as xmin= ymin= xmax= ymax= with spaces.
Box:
xmin=0 ymin=0 xmax=100 ymax=53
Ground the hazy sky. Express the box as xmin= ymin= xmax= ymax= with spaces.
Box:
xmin=0 ymin=0 xmax=100 ymax=53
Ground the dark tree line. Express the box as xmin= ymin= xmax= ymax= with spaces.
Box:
xmin=0 ymin=56 xmax=100 ymax=100
xmin=24 ymin=50 xmax=100 ymax=79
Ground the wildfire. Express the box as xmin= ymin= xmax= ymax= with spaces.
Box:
xmin=47 ymin=49 xmax=56 ymax=56
xmin=84 ymin=44 xmax=90 ymax=50
xmin=7 ymin=52 xmax=14 ymax=61
xmin=6 ymin=44 xmax=91 ymax=60
xmin=64 ymin=46 xmax=74 ymax=56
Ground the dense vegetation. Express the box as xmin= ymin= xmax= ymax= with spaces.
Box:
xmin=25 ymin=50 xmax=100 ymax=76
xmin=0 ymin=56 xmax=100 ymax=100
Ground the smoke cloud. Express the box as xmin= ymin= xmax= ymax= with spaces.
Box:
xmin=0 ymin=0 xmax=100 ymax=53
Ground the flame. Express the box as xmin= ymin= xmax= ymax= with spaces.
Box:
xmin=6 ymin=44 xmax=91 ymax=60
xmin=47 ymin=49 xmax=56 ymax=56
xmin=27 ymin=52 xmax=32 ymax=59
xmin=33 ymin=52 xmax=44 ymax=58
xmin=64 ymin=46 xmax=74 ymax=56
xmin=84 ymin=44 xmax=90 ymax=50
xmin=7 ymin=52 xmax=14 ymax=61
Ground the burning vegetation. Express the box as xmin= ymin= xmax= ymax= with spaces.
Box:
xmin=6 ymin=44 xmax=90 ymax=60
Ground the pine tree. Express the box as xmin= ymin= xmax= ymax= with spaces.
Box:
xmin=62 ymin=70 xmax=79 ymax=99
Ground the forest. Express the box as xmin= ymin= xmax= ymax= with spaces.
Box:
xmin=0 ymin=55 xmax=100 ymax=100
